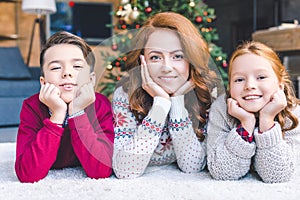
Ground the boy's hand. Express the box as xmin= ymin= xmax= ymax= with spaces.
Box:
xmin=39 ymin=83 xmax=67 ymax=123
xmin=68 ymin=81 xmax=95 ymax=115
xmin=259 ymin=88 xmax=287 ymax=132
xmin=140 ymin=55 xmax=169 ymax=99
xmin=227 ymin=98 xmax=256 ymax=134
xmin=172 ymin=80 xmax=194 ymax=96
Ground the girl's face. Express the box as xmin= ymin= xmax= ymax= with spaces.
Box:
xmin=230 ymin=53 xmax=282 ymax=113
xmin=40 ymin=44 xmax=95 ymax=103
xmin=143 ymin=29 xmax=189 ymax=95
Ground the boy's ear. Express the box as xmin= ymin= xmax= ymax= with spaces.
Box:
xmin=40 ymin=76 xmax=45 ymax=85
xmin=90 ymin=72 xmax=96 ymax=87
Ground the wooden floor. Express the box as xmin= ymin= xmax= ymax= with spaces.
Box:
xmin=0 ymin=127 xmax=17 ymax=143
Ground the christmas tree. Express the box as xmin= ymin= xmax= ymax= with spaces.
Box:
xmin=99 ymin=0 xmax=228 ymax=97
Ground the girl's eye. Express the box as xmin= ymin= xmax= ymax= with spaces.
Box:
xmin=257 ymin=75 xmax=266 ymax=80
xmin=234 ymin=78 xmax=244 ymax=82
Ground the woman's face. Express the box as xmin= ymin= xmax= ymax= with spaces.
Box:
xmin=230 ymin=53 xmax=282 ymax=112
xmin=143 ymin=29 xmax=189 ymax=95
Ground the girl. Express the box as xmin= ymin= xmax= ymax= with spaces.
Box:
xmin=207 ymin=41 xmax=300 ymax=183
xmin=112 ymin=12 xmax=222 ymax=179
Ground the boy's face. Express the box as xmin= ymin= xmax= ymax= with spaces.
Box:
xmin=40 ymin=44 xmax=95 ymax=103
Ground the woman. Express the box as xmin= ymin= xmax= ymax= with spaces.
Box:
xmin=112 ymin=12 xmax=222 ymax=179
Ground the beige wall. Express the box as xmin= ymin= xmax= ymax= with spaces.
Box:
xmin=0 ymin=2 xmax=19 ymax=47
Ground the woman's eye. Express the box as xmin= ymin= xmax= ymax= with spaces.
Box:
xmin=149 ymin=55 xmax=161 ymax=61
xmin=172 ymin=54 xmax=184 ymax=60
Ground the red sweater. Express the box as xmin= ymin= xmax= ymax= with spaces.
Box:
xmin=15 ymin=93 xmax=114 ymax=183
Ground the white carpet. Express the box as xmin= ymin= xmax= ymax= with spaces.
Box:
xmin=1 ymin=143 xmax=300 ymax=200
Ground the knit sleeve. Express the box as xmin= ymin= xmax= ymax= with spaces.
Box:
xmin=15 ymin=97 xmax=64 ymax=183
xmin=254 ymin=122 xmax=295 ymax=183
xmin=206 ymin=94 xmax=256 ymax=180
xmin=253 ymin=105 xmax=300 ymax=183
xmin=168 ymin=95 xmax=206 ymax=172
xmin=112 ymin=87 xmax=171 ymax=179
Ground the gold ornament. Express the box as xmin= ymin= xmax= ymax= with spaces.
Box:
xmin=116 ymin=6 xmax=125 ymax=18
xmin=121 ymin=0 xmax=130 ymax=4
xmin=127 ymin=33 xmax=133 ymax=39
xmin=189 ymin=0 xmax=195 ymax=7
xmin=123 ymin=3 xmax=133 ymax=24
xmin=106 ymin=64 xmax=113 ymax=70
xmin=130 ymin=7 xmax=140 ymax=21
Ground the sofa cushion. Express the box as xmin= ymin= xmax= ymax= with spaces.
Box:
xmin=0 ymin=79 xmax=40 ymax=97
xmin=0 ymin=47 xmax=32 ymax=79
xmin=0 ymin=97 xmax=25 ymax=126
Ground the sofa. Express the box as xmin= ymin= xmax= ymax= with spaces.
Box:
xmin=0 ymin=47 xmax=40 ymax=127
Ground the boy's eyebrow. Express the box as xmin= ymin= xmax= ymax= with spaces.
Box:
xmin=72 ymin=58 xmax=86 ymax=62
xmin=47 ymin=58 xmax=85 ymax=65
xmin=47 ymin=60 xmax=60 ymax=65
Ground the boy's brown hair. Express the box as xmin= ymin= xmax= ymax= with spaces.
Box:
xmin=39 ymin=31 xmax=95 ymax=76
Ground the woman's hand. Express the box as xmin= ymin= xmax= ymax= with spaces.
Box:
xmin=140 ymin=55 xmax=169 ymax=99
xmin=39 ymin=83 xmax=67 ymax=124
xmin=172 ymin=80 xmax=195 ymax=96
xmin=227 ymin=98 xmax=256 ymax=134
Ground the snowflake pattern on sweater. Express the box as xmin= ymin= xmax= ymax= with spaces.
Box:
xmin=112 ymin=86 xmax=206 ymax=179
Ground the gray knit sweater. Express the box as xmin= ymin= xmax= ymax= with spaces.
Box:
xmin=207 ymin=94 xmax=300 ymax=183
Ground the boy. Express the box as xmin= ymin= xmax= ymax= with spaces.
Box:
xmin=15 ymin=31 xmax=114 ymax=183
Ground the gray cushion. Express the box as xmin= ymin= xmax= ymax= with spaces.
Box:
xmin=0 ymin=97 xmax=25 ymax=126
xmin=0 ymin=79 xmax=40 ymax=97
xmin=0 ymin=47 xmax=32 ymax=79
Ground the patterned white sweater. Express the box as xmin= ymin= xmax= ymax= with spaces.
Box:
xmin=207 ymin=94 xmax=300 ymax=183
xmin=112 ymin=86 xmax=206 ymax=179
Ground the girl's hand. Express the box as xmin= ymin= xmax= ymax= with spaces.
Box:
xmin=39 ymin=83 xmax=67 ymax=123
xmin=227 ymin=98 xmax=256 ymax=133
xmin=172 ymin=80 xmax=195 ymax=97
xmin=140 ymin=55 xmax=169 ymax=99
xmin=68 ymin=81 xmax=95 ymax=115
xmin=259 ymin=87 xmax=287 ymax=132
